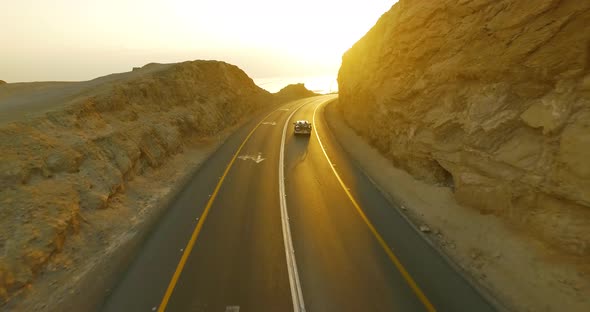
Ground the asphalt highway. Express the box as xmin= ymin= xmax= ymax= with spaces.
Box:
xmin=101 ymin=95 xmax=496 ymax=312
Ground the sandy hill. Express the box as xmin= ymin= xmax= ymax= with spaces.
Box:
xmin=0 ymin=60 xmax=278 ymax=307
xmin=274 ymin=83 xmax=318 ymax=100
xmin=0 ymin=63 xmax=175 ymax=124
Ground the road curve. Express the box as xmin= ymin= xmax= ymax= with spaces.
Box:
xmin=101 ymin=95 xmax=496 ymax=312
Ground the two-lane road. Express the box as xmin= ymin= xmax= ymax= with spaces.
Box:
xmin=101 ymin=96 xmax=496 ymax=311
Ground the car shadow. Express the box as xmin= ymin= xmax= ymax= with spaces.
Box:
xmin=289 ymin=133 xmax=310 ymax=170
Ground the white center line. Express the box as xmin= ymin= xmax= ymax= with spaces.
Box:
xmin=279 ymin=100 xmax=309 ymax=312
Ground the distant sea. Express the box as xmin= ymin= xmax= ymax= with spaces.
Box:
xmin=254 ymin=76 xmax=338 ymax=94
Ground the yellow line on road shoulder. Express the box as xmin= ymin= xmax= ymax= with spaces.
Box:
xmin=157 ymin=107 xmax=281 ymax=312
xmin=312 ymin=102 xmax=437 ymax=312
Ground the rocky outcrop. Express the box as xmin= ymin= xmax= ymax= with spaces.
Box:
xmin=338 ymin=0 xmax=590 ymax=256
xmin=274 ymin=83 xmax=318 ymax=101
xmin=0 ymin=60 xmax=272 ymax=303
xmin=0 ymin=80 xmax=6 ymax=85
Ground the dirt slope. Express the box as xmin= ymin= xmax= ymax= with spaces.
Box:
xmin=0 ymin=60 xmax=272 ymax=305
xmin=0 ymin=63 xmax=174 ymax=124
xmin=338 ymin=0 xmax=590 ymax=258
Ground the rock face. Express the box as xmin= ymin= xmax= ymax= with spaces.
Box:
xmin=338 ymin=0 xmax=590 ymax=256
xmin=274 ymin=83 xmax=318 ymax=101
xmin=0 ymin=80 xmax=6 ymax=85
xmin=0 ymin=60 xmax=272 ymax=303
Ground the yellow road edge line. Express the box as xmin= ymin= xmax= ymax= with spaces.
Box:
xmin=312 ymin=102 xmax=437 ymax=312
xmin=157 ymin=108 xmax=280 ymax=312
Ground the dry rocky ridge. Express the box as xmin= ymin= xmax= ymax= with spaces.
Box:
xmin=338 ymin=0 xmax=589 ymax=310
xmin=274 ymin=83 xmax=319 ymax=101
xmin=0 ymin=60 xmax=291 ymax=308
xmin=338 ymin=0 xmax=590 ymax=257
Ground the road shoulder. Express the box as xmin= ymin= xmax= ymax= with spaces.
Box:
xmin=322 ymin=100 xmax=589 ymax=312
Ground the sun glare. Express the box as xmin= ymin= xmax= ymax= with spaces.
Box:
xmin=169 ymin=0 xmax=395 ymax=76
xmin=0 ymin=0 xmax=395 ymax=82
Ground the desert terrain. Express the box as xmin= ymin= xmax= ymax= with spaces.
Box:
xmin=337 ymin=0 xmax=590 ymax=310
xmin=0 ymin=61 xmax=316 ymax=310
xmin=2 ymin=0 xmax=589 ymax=311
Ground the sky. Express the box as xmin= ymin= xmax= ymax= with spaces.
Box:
xmin=0 ymin=0 xmax=394 ymax=83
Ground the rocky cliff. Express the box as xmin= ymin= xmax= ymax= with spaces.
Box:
xmin=338 ymin=0 xmax=590 ymax=256
xmin=274 ymin=83 xmax=318 ymax=101
xmin=0 ymin=60 xmax=272 ymax=303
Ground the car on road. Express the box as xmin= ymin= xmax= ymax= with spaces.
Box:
xmin=293 ymin=120 xmax=312 ymax=135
